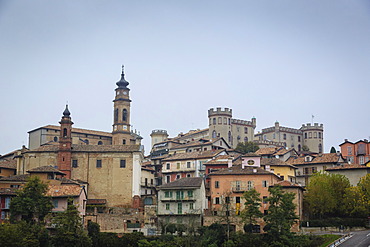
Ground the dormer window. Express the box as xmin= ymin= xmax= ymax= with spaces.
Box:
xmin=305 ymin=156 xmax=312 ymax=162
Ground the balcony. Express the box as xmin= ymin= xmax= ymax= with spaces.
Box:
xmin=231 ymin=186 xmax=249 ymax=193
xmin=160 ymin=196 xmax=196 ymax=202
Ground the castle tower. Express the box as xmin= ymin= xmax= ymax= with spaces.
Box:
xmin=58 ymin=105 xmax=73 ymax=178
xmin=150 ymin=130 xmax=169 ymax=148
xmin=300 ymin=123 xmax=324 ymax=153
xmin=112 ymin=66 xmax=133 ymax=145
xmin=208 ymin=107 xmax=233 ymax=145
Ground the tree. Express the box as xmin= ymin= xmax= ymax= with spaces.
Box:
xmin=235 ymin=141 xmax=259 ymax=154
xmin=305 ymin=172 xmax=350 ymax=218
xmin=10 ymin=176 xmax=53 ymax=224
xmin=51 ymin=198 xmax=91 ymax=247
xmin=330 ymin=147 xmax=337 ymax=153
xmin=302 ymin=145 xmax=310 ymax=152
xmin=241 ymin=189 xmax=263 ymax=232
xmin=343 ymin=186 xmax=367 ymax=217
xmin=263 ymin=185 xmax=298 ymax=244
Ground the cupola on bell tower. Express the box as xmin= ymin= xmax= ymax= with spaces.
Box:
xmin=112 ymin=66 xmax=132 ymax=145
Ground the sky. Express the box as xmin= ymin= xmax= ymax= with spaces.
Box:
xmin=0 ymin=0 xmax=369 ymax=155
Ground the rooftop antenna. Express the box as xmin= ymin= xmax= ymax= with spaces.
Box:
xmin=311 ymin=114 xmax=314 ymax=125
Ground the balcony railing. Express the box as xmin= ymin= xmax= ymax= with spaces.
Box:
xmin=231 ymin=186 xmax=249 ymax=193
xmin=160 ymin=196 xmax=195 ymax=202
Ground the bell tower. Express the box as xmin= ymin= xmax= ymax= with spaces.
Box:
xmin=112 ymin=66 xmax=132 ymax=145
xmin=58 ymin=105 xmax=73 ymax=178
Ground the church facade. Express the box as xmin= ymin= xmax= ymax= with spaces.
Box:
xmin=15 ymin=68 xmax=144 ymax=208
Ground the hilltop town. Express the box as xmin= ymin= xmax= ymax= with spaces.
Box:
xmin=1 ymin=69 xmax=369 ymax=245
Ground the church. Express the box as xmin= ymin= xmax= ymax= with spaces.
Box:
xmin=14 ymin=67 xmax=144 ymax=208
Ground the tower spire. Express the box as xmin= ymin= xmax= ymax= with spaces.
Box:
xmin=116 ymin=64 xmax=129 ymax=88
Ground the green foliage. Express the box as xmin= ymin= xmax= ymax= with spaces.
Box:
xmin=301 ymin=217 xmax=367 ymax=228
xmin=88 ymin=221 xmax=100 ymax=247
xmin=330 ymin=147 xmax=337 ymax=153
xmin=0 ymin=221 xmax=50 ymax=247
xmin=51 ymin=198 xmax=92 ymax=247
xmin=302 ymin=145 xmax=309 ymax=152
xmin=241 ymin=189 xmax=263 ymax=229
xmin=305 ymin=172 xmax=350 ymax=218
xmin=197 ymin=223 xmax=227 ymax=247
xmin=263 ymin=185 xmax=298 ymax=243
xmin=10 ymin=176 xmax=53 ymax=224
xmin=235 ymin=141 xmax=259 ymax=154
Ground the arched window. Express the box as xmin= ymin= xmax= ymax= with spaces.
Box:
xmin=212 ymin=130 xmax=217 ymax=139
xmin=122 ymin=109 xmax=127 ymax=122
xmin=98 ymin=141 xmax=103 ymax=145
xmin=63 ymin=128 xmax=67 ymax=138
xmin=114 ymin=108 xmax=118 ymax=122
xmin=54 ymin=136 xmax=58 ymax=142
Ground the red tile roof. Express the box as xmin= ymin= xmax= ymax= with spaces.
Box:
xmin=163 ymin=150 xmax=224 ymax=161
xmin=286 ymin=153 xmax=342 ymax=166
xmin=0 ymin=159 xmax=16 ymax=169
xmin=326 ymin=164 xmax=370 ymax=171
xmin=46 ymin=184 xmax=83 ymax=197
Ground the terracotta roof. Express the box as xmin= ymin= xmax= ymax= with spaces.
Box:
xmin=151 ymin=154 xmax=170 ymax=160
xmin=205 ymin=155 xmax=232 ymax=165
xmin=0 ymin=188 xmax=18 ymax=195
xmin=162 ymin=150 xmax=224 ymax=161
xmin=326 ymin=164 xmax=370 ymax=171
xmin=209 ymin=166 xmax=278 ymax=176
xmin=60 ymin=177 xmax=85 ymax=185
xmin=275 ymin=180 xmax=304 ymax=189
xmin=286 ymin=153 xmax=342 ymax=166
xmin=46 ymin=184 xmax=83 ymax=197
xmin=0 ymin=174 xmax=29 ymax=182
xmin=261 ymin=158 xmax=297 ymax=168
xmin=255 ymin=147 xmax=280 ymax=155
xmin=0 ymin=159 xmax=16 ymax=169
xmin=25 ymin=144 xmax=141 ymax=153
xmin=158 ymin=177 xmax=203 ymax=189
xmin=27 ymin=166 xmax=66 ymax=175
xmin=29 ymin=125 xmax=112 ymax=137
xmin=171 ymin=128 xmax=209 ymax=141
xmin=274 ymin=148 xmax=296 ymax=156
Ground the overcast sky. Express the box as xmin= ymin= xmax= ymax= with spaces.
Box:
xmin=1 ymin=1 xmax=369 ymax=155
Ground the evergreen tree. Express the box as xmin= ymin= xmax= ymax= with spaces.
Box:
xmin=241 ymin=189 xmax=263 ymax=232
xmin=330 ymin=147 xmax=337 ymax=153
xmin=51 ymin=198 xmax=92 ymax=247
xmin=10 ymin=176 xmax=53 ymax=224
xmin=263 ymin=185 xmax=298 ymax=244
xmin=235 ymin=141 xmax=259 ymax=154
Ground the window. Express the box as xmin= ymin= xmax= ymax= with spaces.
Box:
xmin=190 ymin=203 xmax=194 ymax=210
xmin=236 ymin=197 xmax=240 ymax=203
xmin=224 ymin=117 xmax=227 ymax=124
xmin=244 ymin=127 xmax=248 ymax=134
xmin=122 ymin=109 xmax=127 ymax=121
xmin=213 ymin=118 xmax=216 ymax=125
xmin=4 ymin=197 xmax=11 ymax=209
xmin=319 ymin=144 xmax=322 ymax=153
xmin=98 ymin=141 xmax=103 ymax=145
xmin=228 ymin=118 xmax=231 ymax=125
xmin=188 ymin=190 xmax=193 ymax=198
xmin=176 ymin=191 xmax=184 ymax=200
xmin=96 ymin=160 xmax=102 ymax=168
xmin=122 ymin=139 xmax=126 ymax=144
xmin=314 ymin=132 xmax=317 ymax=138
xmin=318 ymin=132 xmax=322 ymax=138
xmin=85 ymin=139 xmax=89 ymax=144
xmin=54 ymin=136 xmax=58 ymax=142
xmin=235 ymin=180 xmax=241 ymax=191
xmin=166 ymin=203 xmax=170 ymax=210
xmin=218 ymin=117 xmax=222 ymax=124
xmin=187 ymin=162 xmax=191 ymax=168
xmin=244 ymin=137 xmax=248 ymax=142
xmin=177 ymin=163 xmax=180 ymax=169
xmin=298 ymin=136 xmax=301 ymax=142
xmin=312 ymin=167 xmax=317 ymax=174
xmin=120 ymin=160 xmax=126 ymax=168
xmin=166 ymin=176 xmax=170 ymax=183
xmin=166 ymin=163 xmax=170 ymax=170
xmin=165 ymin=191 xmax=173 ymax=198
xmin=262 ymin=180 xmax=268 ymax=187
xmin=178 ymin=203 xmax=182 ymax=214
xmin=298 ymin=144 xmax=301 ymax=152
xmin=186 ymin=174 xmax=191 ymax=177
xmin=72 ymin=159 xmax=78 ymax=168
xmin=10 ymin=184 xmax=20 ymax=188
xmin=263 ymin=196 xmax=268 ymax=204
xmin=309 ymin=132 xmax=312 ymax=138
xmin=304 ymin=133 xmax=307 ymax=139
xmin=359 ymin=156 xmax=365 ymax=165
xmin=176 ymin=174 xmax=180 ymax=180
xmin=283 ymin=134 xmax=286 ymax=140
xmin=348 ymin=146 xmax=352 ymax=155
xmin=215 ymin=181 xmax=219 ymax=188
xmin=228 ymin=131 xmax=232 ymax=143
xmin=215 ymin=197 xmax=220 ymax=204
xmin=114 ymin=108 xmax=118 ymax=122
xmin=63 ymin=128 xmax=67 ymax=138
xmin=304 ymin=167 xmax=309 ymax=175
xmin=247 ymin=181 xmax=253 ymax=190
xmin=53 ymin=199 xmax=59 ymax=208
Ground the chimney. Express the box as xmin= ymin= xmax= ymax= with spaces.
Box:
xmin=344 ymin=139 xmax=348 ymax=142
xmin=228 ymin=157 xmax=233 ymax=168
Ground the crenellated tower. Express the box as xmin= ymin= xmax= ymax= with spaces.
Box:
xmin=58 ymin=105 xmax=73 ymax=178
xmin=112 ymin=66 xmax=132 ymax=145
xmin=300 ymin=123 xmax=324 ymax=153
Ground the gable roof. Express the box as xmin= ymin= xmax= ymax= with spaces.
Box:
xmin=261 ymin=158 xmax=297 ymax=168
xmin=46 ymin=184 xmax=84 ymax=197
xmin=286 ymin=153 xmax=342 ymax=166
xmin=163 ymin=149 xmax=225 ymax=162
xmin=209 ymin=166 xmax=280 ymax=177
xmin=27 ymin=165 xmax=66 ymax=175
xmin=0 ymin=174 xmax=29 ymax=182
xmin=158 ymin=177 xmax=203 ymax=189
